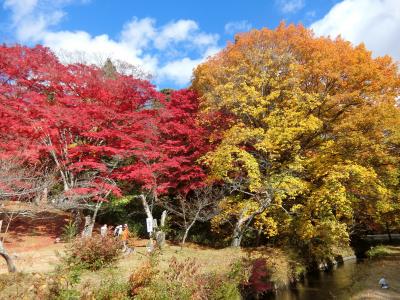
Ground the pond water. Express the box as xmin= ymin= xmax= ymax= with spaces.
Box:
xmin=265 ymin=259 xmax=368 ymax=300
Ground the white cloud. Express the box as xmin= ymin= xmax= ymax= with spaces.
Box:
xmin=4 ymin=0 xmax=67 ymax=41
xmin=224 ymin=20 xmax=252 ymax=35
xmin=276 ymin=0 xmax=305 ymax=14
xmin=311 ymin=0 xmax=400 ymax=61
xmin=158 ymin=57 xmax=202 ymax=86
xmin=154 ymin=20 xmax=198 ymax=49
xmin=158 ymin=45 xmax=221 ymax=86
xmin=43 ymin=30 xmax=159 ymax=72
xmin=120 ymin=17 xmax=156 ymax=50
xmin=4 ymin=0 xmax=38 ymax=22
xmin=3 ymin=0 xmax=220 ymax=87
xmin=192 ymin=32 xmax=219 ymax=47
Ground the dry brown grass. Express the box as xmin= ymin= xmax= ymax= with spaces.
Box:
xmin=76 ymin=243 xmax=294 ymax=293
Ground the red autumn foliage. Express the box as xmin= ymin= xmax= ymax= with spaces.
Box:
xmin=0 ymin=45 xmax=209 ymax=202
xmin=248 ymin=259 xmax=273 ymax=295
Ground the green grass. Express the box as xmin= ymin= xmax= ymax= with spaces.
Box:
xmin=366 ymin=245 xmax=397 ymax=259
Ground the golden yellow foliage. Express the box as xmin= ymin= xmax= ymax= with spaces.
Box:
xmin=193 ymin=23 xmax=400 ymax=254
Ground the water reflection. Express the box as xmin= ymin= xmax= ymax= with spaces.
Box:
xmin=264 ymin=259 xmax=359 ymax=300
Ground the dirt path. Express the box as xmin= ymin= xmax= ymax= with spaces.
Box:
xmin=0 ymin=206 xmax=69 ymax=274
xmin=0 ymin=241 xmax=65 ymax=274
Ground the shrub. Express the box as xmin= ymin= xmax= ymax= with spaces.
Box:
xmin=0 ymin=268 xmax=83 ymax=299
xmin=249 ymin=259 xmax=273 ymax=293
xmin=239 ymin=258 xmax=273 ymax=298
xmin=211 ymin=280 xmax=242 ymax=300
xmin=131 ymin=255 xmax=208 ymax=300
xmin=92 ymin=277 xmax=130 ymax=300
xmin=367 ymin=245 xmax=391 ymax=259
xmin=66 ymin=234 xmax=122 ymax=270
xmin=206 ymin=259 xmax=249 ymax=300
xmin=127 ymin=222 xmax=143 ymax=239
xmin=29 ymin=266 xmax=82 ymax=300
xmin=135 ymin=281 xmax=193 ymax=300
xmin=129 ymin=251 xmax=160 ymax=296
xmin=160 ymin=257 xmax=208 ymax=299
xmin=132 ymin=256 xmax=247 ymax=300
xmin=61 ymin=220 xmax=78 ymax=242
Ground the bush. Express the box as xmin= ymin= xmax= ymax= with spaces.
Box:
xmin=210 ymin=280 xmax=242 ymax=300
xmin=0 ymin=268 xmax=82 ymax=299
xmin=130 ymin=255 xmax=207 ymax=300
xmin=131 ymin=255 xmax=248 ymax=300
xmin=29 ymin=266 xmax=82 ymax=300
xmin=127 ymin=222 xmax=143 ymax=239
xmin=92 ymin=277 xmax=130 ymax=300
xmin=238 ymin=258 xmax=274 ymax=298
xmin=207 ymin=259 xmax=249 ymax=300
xmin=65 ymin=234 xmax=122 ymax=270
xmin=61 ymin=220 xmax=78 ymax=242
xmin=248 ymin=259 xmax=273 ymax=294
xmin=129 ymin=252 xmax=160 ymax=297
xmin=126 ymin=251 xmax=208 ymax=298
xmin=367 ymin=245 xmax=391 ymax=259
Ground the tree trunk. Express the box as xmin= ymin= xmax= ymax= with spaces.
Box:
xmin=0 ymin=240 xmax=16 ymax=273
xmin=231 ymin=225 xmax=244 ymax=248
xmin=81 ymin=215 xmax=92 ymax=238
xmin=140 ymin=194 xmax=153 ymax=220
xmin=231 ymin=211 xmax=248 ymax=248
xmin=181 ymin=222 xmax=195 ymax=245
xmin=72 ymin=209 xmax=82 ymax=231
xmin=386 ymin=222 xmax=392 ymax=243
xmin=140 ymin=194 xmax=154 ymax=250
xmin=181 ymin=209 xmax=200 ymax=246
xmin=34 ymin=187 xmax=48 ymax=206
xmin=230 ymin=196 xmax=272 ymax=248
xmin=87 ymin=202 xmax=102 ymax=237
xmin=256 ymin=228 xmax=262 ymax=247
xmin=34 ymin=194 xmax=40 ymax=206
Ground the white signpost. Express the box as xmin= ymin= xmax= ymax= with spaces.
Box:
xmin=146 ymin=217 xmax=153 ymax=233
xmin=146 ymin=217 xmax=155 ymax=253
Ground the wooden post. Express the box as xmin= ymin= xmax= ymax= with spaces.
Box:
xmin=156 ymin=210 xmax=167 ymax=248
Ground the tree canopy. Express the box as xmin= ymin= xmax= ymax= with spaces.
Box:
xmin=193 ymin=23 xmax=400 ymax=257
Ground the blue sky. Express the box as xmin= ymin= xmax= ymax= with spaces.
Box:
xmin=1 ymin=0 xmax=399 ymax=89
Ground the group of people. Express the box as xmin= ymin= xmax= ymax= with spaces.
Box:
xmin=100 ymin=223 xmax=132 ymax=252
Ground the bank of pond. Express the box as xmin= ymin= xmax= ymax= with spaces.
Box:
xmin=266 ymin=245 xmax=400 ymax=300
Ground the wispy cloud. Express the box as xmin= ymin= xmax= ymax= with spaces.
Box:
xmin=224 ymin=20 xmax=252 ymax=35
xmin=276 ymin=0 xmax=305 ymax=14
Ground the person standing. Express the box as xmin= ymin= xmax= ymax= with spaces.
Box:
xmin=114 ymin=225 xmax=122 ymax=237
xmin=121 ymin=224 xmax=130 ymax=252
xmin=100 ymin=224 xmax=108 ymax=237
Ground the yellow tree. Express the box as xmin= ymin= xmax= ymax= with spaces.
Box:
xmin=192 ymin=23 xmax=400 ymax=257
